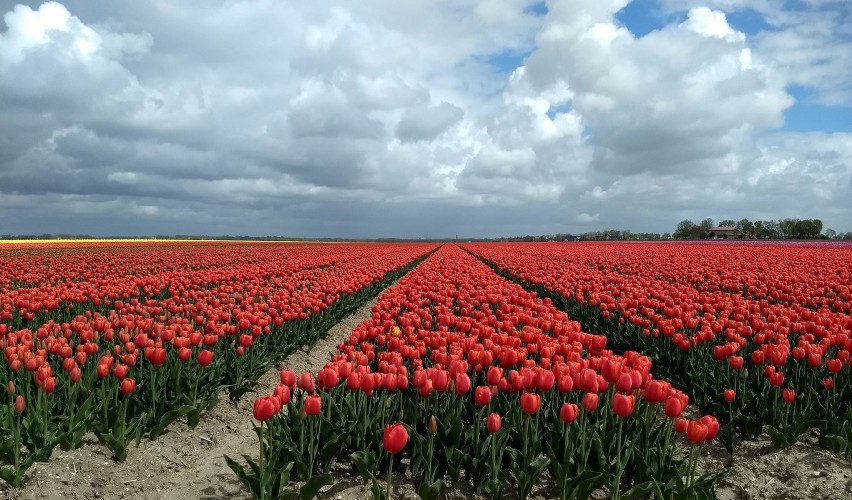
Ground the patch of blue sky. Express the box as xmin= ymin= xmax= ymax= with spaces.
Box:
xmin=615 ymin=0 xmax=684 ymax=38
xmin=546 ymin=103 xmax=572 ymax=120
xmin=726 ymin=8 xmax=771 ymax=35
xmin=524 ymin=1 xmax=548 ymax=17
xmin=783 ymin=85 xmax=852 ymax=133
xmin=483 ymin=49 xmax=530 ymax=77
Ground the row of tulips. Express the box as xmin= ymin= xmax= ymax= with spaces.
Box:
xmin=236 ymin=244 xmax=724 ymax=499
xmin=0 ymin=242 xmax=437 ymax=487
xmin=462 ymin=242 xmax=852 ymax=455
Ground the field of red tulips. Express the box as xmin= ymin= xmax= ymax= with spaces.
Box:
xmin=2 ymin=240 xmax=851 ymax=499
xmin=0 ymin=241 xmax=435 ymax=488
xmin=462 ymin=242 xmax=851 ymax=457
xmin=242 ymin=244 xmax=726 ymax=499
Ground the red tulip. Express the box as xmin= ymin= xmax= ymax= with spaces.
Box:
xmin=317 ymin=368 xmax=339 ymax=390
xmin=723 ymin=389 xmax=736 ymax=403
xmin=487 ymin=412 xmax=502 ymax=433
xmin=383 ymin=423 xmax=408 ymax=454
xmin=280 ymin=369 xmax=297 ymax=387
xmin=120 ymin=378 xmax=136 ymax=395
xmin=674 ymin=417 xmax=689 ymax=434
xmin=14 ymin=395 xmax=25 ymax=414
xmin=612 ymin=393 xmax=635 ymax=418
xmin=304 ymin=394 xmax=322 ymax=416
xmin=486 ymin=366 xmax=503 ymax=386
xmin=273 ymin=384 xmax=291 ymax=406
xmin=664 ymin=396 xmax=684 ymax=418
xmin=822 ymin=377 xmax=834 ymax=390
xmin=454 ymin=372 xmax=471 ymax=395
xmin=253 ymin=396 xmax=279 ymax=421
xmin=615 ymin=372 xmax=633 ymax=393
xmin=644 ymin=380 xmax=669 ymax=404
xmin=43 ymin=377 xmax=56 ymax=394
xmin=560 ymin=402 xmax=578 ymax=424
xmin=558 ymin=374 xmax=574 ymax=393
xmin=728 ymin=356 xmax=744 ymax=370
xmin=782 ymin=388 xmax=795 ymax=404
xmin=582 ymin=392 xmax=599 ymax=412
xmin=428 ymin=415 xmax=437 ymax=434
xmin=474 ymin=385 xmax=492 ymax=406
xmin=520 ymin=391 xmax=541 ymax=415
xmin=197 ymin=349 xmax=214 ymax=367
xmin=298 ymin=372 xmax=315 ymax=394
xmin=686 ymin=420 xmax=708 ymax=444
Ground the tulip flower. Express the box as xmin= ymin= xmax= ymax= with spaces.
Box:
xmin=612 ymin=393 xmax=635 ymax=418
xmin=253 ymin=396 xmax=279 ymax=422
xmin=520 ymin=391 xmax=541 ymax=415
xmin=487 ymin=412 xmax=502 ymax=433
xmin=298 ymin=371 xmax=315 ymax=394
xmin=560 ymin=402 xmax=578 ymax=424
xmin=474 ymin=385 xmax=492 ymax=406
xmin=383 ymin=423 xmax=408 ymax=454
xmin=304 ymin=394 xmax=322 ymax=416
xmin=582 ymin=392 xmax=599 ymax=412
xmin=120 ymin=378 xmax=136 ymax=396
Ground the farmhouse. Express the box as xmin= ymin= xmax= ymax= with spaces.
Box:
xmin=705 ymin=226 xmax=748 ymax=239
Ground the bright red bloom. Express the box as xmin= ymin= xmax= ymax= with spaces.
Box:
xmin=474 ymin=385 xmax=492 ymax=406
xmin=686 ymin=420 xmax=708 ymax=444
xmin=14 ymin=395 xmax=25 ymax=414
xmin=644 ymin=380 xmax=669 ymax=404
xmin=520 ymin=391 xmax=541 ymax=415
xmin=317 ymin=368 xmax=339 ymax=390
xmin=454 ymin=372 xmax=471 ymax=395
xmin=197 ymin=349 xmax=214 ymax=367
xmin=253 ymin=396 xmax=279 ymax=421
xmin=558 ymin=374 xmax=574 ymax=393
xmin=120 ymin=378 xmax=136 ymax=395
xmin=298 ymin=371 xmax=315 ymax=394
xmin=582 ymin=392 xmax=599 ymax=412
xmin=723 ymin=389 xmax=736 ymax=403
xmin=612 ymin=393 xmax=635 ymax=418
xmin=280 ymin=369 xmax=297 ymax=387
xmin=782 ymin=388 xmax=795 ymax=404
xmin=273 ymin=384 xmax=291 ymax=406
xmin=560 ymin=402 xmax=578 ymax=424
xmin=304 ymin=394 xmax=322 ymax=416
xmin=383 ymin=423 xmax=408 ymax=454
xmin=487 ymin=412 xmax=502 ymax=433
xmin=486 ymin=366 xmax=503 ymax=386
xmin=664 ymin=396 xmax=684 ymax=418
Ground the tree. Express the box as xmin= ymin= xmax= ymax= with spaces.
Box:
xmin=719 ymin=219 xmax=736 ymax=228
xmin=824 ymin=228 xmax=837 ymax=239
xmin=778 ymin=218 xmax=797 ymax=239
xmin=736 ymin=218 xmax=755 ymax=238
xmin=674 ymin=219 xmax=698 ymax=239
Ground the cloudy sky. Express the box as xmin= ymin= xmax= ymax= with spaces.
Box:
xmin=0 ymin=0 xmax=850 ymax=238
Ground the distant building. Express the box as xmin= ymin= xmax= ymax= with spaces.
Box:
xmin=705 ymin=226 xmax=750 ymax=240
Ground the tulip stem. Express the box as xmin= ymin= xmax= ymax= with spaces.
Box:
xmin=258 ymin=421 xmax=266 ymax=500
xmin=386 ymin=454 xmax=393 ymax=499
xmin=612 ymin=418 xmax=623 ymax=500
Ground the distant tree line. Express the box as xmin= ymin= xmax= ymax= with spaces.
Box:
xmin=672 ymin=218 xmax=851 ymax=240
